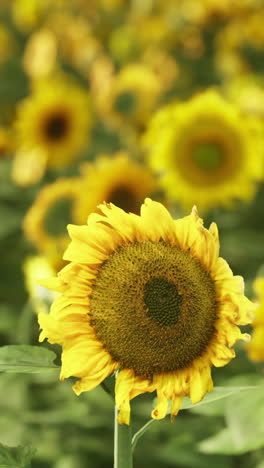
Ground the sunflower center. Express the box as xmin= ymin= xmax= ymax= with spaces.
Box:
xmin=144 ymin=277 xmax=182 ymax=326
xmin=44 ymin=112 xmax=69 ymax=141
xmin=90 ymin=241 xmax=218 ymax=378
xmin=192 ymin=142 xmax=224 ymax=171
xmin=107 ymin=186 xmax=140 ymax=214
xmin=114 ymin=91 xmax=137 ymax=115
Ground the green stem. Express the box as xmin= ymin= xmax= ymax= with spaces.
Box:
xmin=131 ymin=419 xmax=156 ymax=452
xmin=114 ymin=406 xmax=133 ymax=468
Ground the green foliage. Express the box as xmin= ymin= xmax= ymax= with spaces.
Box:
xmin=0 ymin=346 xmax=58 ymax=373
xmin=0 ymin=443 xmax=35 ymax=468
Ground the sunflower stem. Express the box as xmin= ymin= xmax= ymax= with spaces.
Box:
xmin=114 ymin=406 xmax=133 ymax=468
xmin=131 ymin=419 xmax=156 ymax=452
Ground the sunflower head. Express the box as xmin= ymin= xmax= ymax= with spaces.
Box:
xmin=73 ymin=152 xmax=158 ymax=224
xmin=13 ymin=76 xmax=92 ymax=184
xmin=38 ymin=198 xmax=254 ymax=424
xmin=94 ymin=63 xmax=162 ymax=130
xmin=143 ymin=89 xmax=264 ymax=212
xmin=23 ymin=177 xmax=80 ymax=269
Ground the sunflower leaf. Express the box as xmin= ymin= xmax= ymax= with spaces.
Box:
xmin=0 ymin=345 xmax=59 ymax=373
xmin=181 ymin=385 xmax=258 ymax=411
xmin=153 ymin=385 xmax=258 ymax=420
xmin=0 ymin=442 xmax=35 ymax=468
xmin=224 ymin=386 xmax=264 ymax=452
xmin=198 ymin=428 xmax=247 ymax=455
xmin=198 ymin=385 xmax=264 ymax=454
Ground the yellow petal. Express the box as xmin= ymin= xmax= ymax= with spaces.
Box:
xmin=152 ymin=391 xmax=168 ymax=419
xmin=140 ymin=198 xmax=176 ymax=243
xmin=73 ymin=362 xmax=117 ymax=395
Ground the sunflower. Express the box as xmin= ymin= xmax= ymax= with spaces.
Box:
xmin=23 ymin=177 xmax=80 ymax=269
xmin=143 ymin=90 xmax=264 ymax=212
xmin=13 ymin=77 xmax=91 ymax=185
xmin=142 ymin=47 xmax=179 ymax=92
xmin=224 ymin=75 xmax=264 ymax=119
xmin=12 ymin=0 xmax=52 ymax=32
xmin=24 ymin=153 xmax=158 ymax=254
xmin=73 ymin=152 xmax=158 ymax=224
xmin=246 ymin=277 xmax=264 ymax=362
xmin=23 ymin=255 xmax=58 ymax=315
xmin=38 ymin=199 xmax=253 ymax=424
xmin=23 ymin=28 xmax=57 ymax=79
xmin=94 ymin=63 xmax=162 ymax=131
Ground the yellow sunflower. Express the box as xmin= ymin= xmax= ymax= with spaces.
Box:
xmin=142 ymin=47 xmax=179 ymax=92
xmin=224 ymin=75 xmax=264 ymax=119
xmin=23 ymin=255 xmax=58 ymax=315
xmin=24 ymin=153 xmax=158 ymax=256
xmin=23 ymin=177 xmax=80 ymax=269
xmin=13 ymin=77 xmax=91 ymax=185
xmin=247 ymin=277 xmax=264 ymax=362
xmin=38 ymin=199 xmax=253 ymax=424
xmin=23 ymin=28 xmax=57 ymax=79
xmin=12 ymin=0 xmax=52 ymax=32
xmin=73 ymin=152 xmax=158 ymax=224
xmin=144 ymin=90 xmax=264 ymax=212
xmin=94 ymin=63 xmax=162 ymax=131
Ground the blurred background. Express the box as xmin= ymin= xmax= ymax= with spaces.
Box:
xmin=1 ymin=0 xmax=264 ymax=467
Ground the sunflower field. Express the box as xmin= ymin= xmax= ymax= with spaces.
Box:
xmin=1 ymin=1 xmax=264 ymax=467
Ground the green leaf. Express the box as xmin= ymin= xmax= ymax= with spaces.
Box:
xmin=132 ymin=420 xmax=156 ymax=452
xmin=225 ymin=386 xmax=264 ymax=453
xmin=189 ymin=374 xmax=264 ymax=416
xmin=0 ymin=442 xmax=35 ymax=468
xmin=152 ymin=385 xmax=259 ymax=419
xmin=198 ymin=384 xmax=264 ymax=454
xmin=140 ymin=386 xmax=257 ymax=452
xmin=181 ymin=385 xmax=258 ymax=411
xmin=256 ymin=462 xmax=264 ymax=468
xmin=0 ymin=346 xmax=59 ymax=373
xmin=198 ymin=428 xmax=246 ymax=455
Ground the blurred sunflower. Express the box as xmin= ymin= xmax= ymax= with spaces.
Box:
xmin=12 ymin=77 xmax=92 ymax=185
xmin=38 ymin=199 xmax=253 ymax=424
xmin=144 ymin=90 xmax=264 ymax=212
xmin=159 ymin=0 xmax=258 ymax=26
xmin=214 ymin=9 xmax=264 ymax=79
xmin=47 ymin=13 xmax=102 ymax=74
xmin=247 ymin=277 xmax=264 ymax=362
xmin=94 ymin=63 xmax=162 ymax=131
xmin=224 ymin=75 xmax=264 ymax=119
xmin=23 ymin=255 xmax=58 ymax=314
xmin=142 ymin=47 xmax=179 ymax=92
xmin=23 ymin=28 xmax=58 ymax=79
xmin=23 ymin=177 xmax=80 ymax=269
xmin=108 ymin=25 xmax=140 ymax=64
xmin=74 ymin=152 xmax=158 ymax=223
xmin=12 ymin=0 xmax=52 ymax=32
